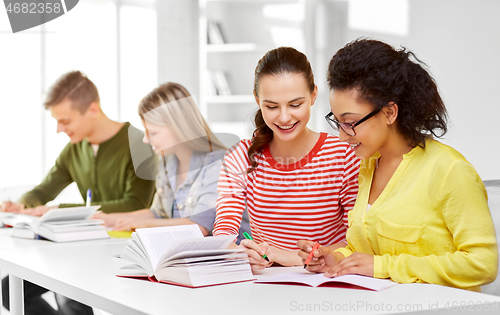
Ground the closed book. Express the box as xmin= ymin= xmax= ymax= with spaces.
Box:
xmin=36 ymin=225 xmax=109 ymax=242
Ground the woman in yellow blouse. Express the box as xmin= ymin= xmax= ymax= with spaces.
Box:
xmin=298 ymin=38 xmax=498 ymax=291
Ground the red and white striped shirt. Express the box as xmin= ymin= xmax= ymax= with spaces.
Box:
xmin=213 ymin=133 xmax=359 ymax=250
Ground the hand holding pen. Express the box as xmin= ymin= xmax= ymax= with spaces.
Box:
xmin=297 ymin=240 xmax=345 ymax=273
xmin=303 ymin=241 xmax=320 ymax=269
xmin=239 ymin=232 xmax=272 ymax=271
xmin=243 ymin=232 xmax=269 ymax=261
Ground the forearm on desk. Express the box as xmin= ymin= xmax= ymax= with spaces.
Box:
xmin=328 ymin=241 xmax=348 ymax=250
xmin=61 ymin=198 xmax=148 ymax=213
xmin=20 ymin=181 xmax=71 ymax=208
xmin=20 ymin=149 xmax=73 ymax=208
xmin=105 ymin=209 xmax=153 ymax=220
xmin=270 ymin=247 xmax=303 ymax=267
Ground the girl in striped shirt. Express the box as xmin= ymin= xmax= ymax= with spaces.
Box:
xmin=213 ymin=47 xmax=360 ymax=271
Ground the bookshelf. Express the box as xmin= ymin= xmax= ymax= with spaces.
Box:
xmin=198 ymin=0 xmax=314 ymax=141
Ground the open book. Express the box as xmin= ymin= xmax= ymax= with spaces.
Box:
xmin=10 ymin=206 xmax=109 ymax=242
xmin=118 ymin=225 xmax=254 ymax=287
xmin=255 ymin=271 xmax=398 ymax=291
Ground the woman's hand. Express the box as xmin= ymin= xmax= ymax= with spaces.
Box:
xmin=265 ymin=246 xmax=302 ymax=267
xmin=238 ymin=240 xmax=304 ymax=272
xmin=91 ymin=212 xmax=130 ymax=228
xmin=325 ymin=252 xmax=374 ymax=277
xmin=0 ymin=201 xmax=25 ymax=213
xmin=22 ymin=204 xmax=58 ymax=216
xmin=113 ymin=218 xmax=149 ymax=231
xmin=297 ymin=240 xmax=345 ymax=273
xmin=238 ymin=239 xmax=272 ymax=271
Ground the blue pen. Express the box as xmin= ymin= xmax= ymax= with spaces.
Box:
xmin=86 ymin=189 xmax=92 ymax=207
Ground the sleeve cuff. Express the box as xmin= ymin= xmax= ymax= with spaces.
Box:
xmin=59 ymin=203 xmax=82 ymax=208
xmin=335 ymin=247 xmax=353 ymax=258
xmin=18 ymin=195 xmax=39 ymax=209
xmin=373 ymin=255 xmax=389 ymax=279
xmin=189 ymin=209 xmax=216 ymax=234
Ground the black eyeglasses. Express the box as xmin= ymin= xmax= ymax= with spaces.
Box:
xmin=325 ymin=107 xmax=382 ymax=136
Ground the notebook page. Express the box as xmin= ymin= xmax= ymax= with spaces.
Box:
xmin=256 ymin=272 xmax=398 ymax=291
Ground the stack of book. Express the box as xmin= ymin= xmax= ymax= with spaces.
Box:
xmin=118 ymin=225 xmax=254 ymax=288
xmin=8 ymin=206 xmax=109 ymax=242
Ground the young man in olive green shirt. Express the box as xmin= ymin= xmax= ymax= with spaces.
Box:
xmin=1 ymin=76 xmax=156 ymax=215
xmin=13 ymin=120 xmax=155 ymax=213
xmin=0 ymin=71 xmax=156 ymax=315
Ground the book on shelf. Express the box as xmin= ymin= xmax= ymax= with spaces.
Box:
xmin=117 ymin=224 xmax=254 ymax=288
xmin=8 ymin=206 xmax=109 ymax=242
xmin=255 ymin=271 xmax=398 ymax=291
xmin=206 ymin=71 xmax=218 ymax=96
xmin=207 ymin=20 xmax=225 ymax=45
xmin=209 ymin=70 xmax=231 ymax=96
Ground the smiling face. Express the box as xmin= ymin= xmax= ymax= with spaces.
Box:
xmin=142 ymin=120 xmax=181 ymax=155
xmin=329 ymin=89 xmax=391 ymax=159
xmin=256 ymin=72 xmax=317 ymax=143
xmin=50 ymin=99 xmax=96 ymax=144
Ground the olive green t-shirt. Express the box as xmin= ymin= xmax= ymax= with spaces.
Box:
xmin=19 ymin=122 xmax=157 ymax=213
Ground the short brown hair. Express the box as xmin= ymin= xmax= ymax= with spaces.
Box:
xmin=44 ymin=71 xmax=100 ymax=113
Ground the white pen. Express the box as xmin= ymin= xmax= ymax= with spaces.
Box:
xmin=86 ymin=189 xmax=92 ymax=207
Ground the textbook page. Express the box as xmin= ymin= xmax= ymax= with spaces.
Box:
xmin=158 ymin=235 xmax=235 ymax=266
xmin=38 ymin=206 xmax=101 ymax=225
xmin=9 ymin=206 xmax=101 ymax=235
xmin=135 ymin=225 xmax=204 ymax=269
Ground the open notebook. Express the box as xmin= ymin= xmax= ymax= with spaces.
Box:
xmin=255 ymin=271 xmax=398 ymax=291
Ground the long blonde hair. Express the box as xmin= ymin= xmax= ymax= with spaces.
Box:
xmin=138 ymin=82 xmax=226 ymax=152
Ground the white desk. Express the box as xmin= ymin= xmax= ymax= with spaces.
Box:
xmin=0 ymin=233 xmax=499 ymax=315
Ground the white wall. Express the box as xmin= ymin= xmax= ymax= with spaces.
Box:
xmin=1 ymin=0 xmax=498 ymax=195
xmin=320 ymin=0 xmax=500 ymax=180
xmin=0 ymin=0 xmax=157 ymax=192
xmin=157 ymin=0 xmax=500 ymax=180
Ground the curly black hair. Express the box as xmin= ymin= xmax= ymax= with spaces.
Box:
xmin=327 ymin=38 xmax=448 ymax=148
